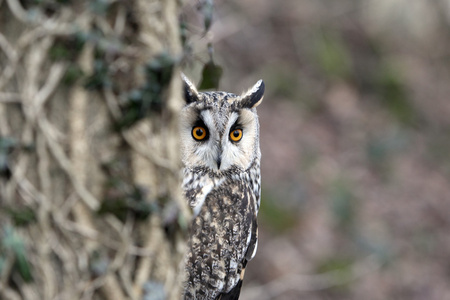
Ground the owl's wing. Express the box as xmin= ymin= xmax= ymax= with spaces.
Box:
xmin=245 ymin=217 xmax=258 ymax=262
xmin=217 ymin=280 xmax=243 ymax=300
xmin=217 ymin=212 xmax=258 ymax=300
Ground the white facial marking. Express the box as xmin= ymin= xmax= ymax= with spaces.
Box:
xmin=220 ymin=109 xmax=258 ymax=171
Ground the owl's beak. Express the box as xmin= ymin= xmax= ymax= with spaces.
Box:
xmin=216 ymin=156 xmax=222 ymax=170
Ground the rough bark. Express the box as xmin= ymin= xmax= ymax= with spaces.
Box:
xmin=0 ymin=1 xmax=188 ymax=299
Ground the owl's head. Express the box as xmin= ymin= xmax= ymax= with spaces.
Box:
xmin=180 ymin=75 xmax=264 ymax=173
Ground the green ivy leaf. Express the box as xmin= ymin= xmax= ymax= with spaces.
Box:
xmin=116 ymin=52 xmax=176 ymax=129
xmin=99 ymin=184 xmax=156 ymax=222
xmin=200 ymin=0 xmax=214 ymax=32
xmin=0 ymin=137 xmax=16 ymax=179
xmin=63 ymin=64 xmax=85 ymax=85
xmin=84 ymin=59 xmax=111 ymax=90
xmin=198 ymin=60 xmax=222 ymax=90
xmin=4 ymin=207 xmax=37 ymax=227
xmin=49 ymin=34 xmax=85 ymax=61
xmin=2 ymin=226 xmax=33 ymax=282
xmin=89 ymin=0 xmax=111 ymax=16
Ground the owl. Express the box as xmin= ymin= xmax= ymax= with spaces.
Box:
xmin=180 ymin=75 xmax=264 ymax=300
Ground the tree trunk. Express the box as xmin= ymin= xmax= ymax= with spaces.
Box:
xmin=0 ymin=1 xmax=188 ymax=299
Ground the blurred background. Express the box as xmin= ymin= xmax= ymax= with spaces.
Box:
xmin=184 ymin=1 xmax=450 ymax=299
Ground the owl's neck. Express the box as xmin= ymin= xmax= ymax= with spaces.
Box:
xmin=182 ymin=159 xmax=261 ymax=213
xmin=183 ymin=159 xmax=260 ymax=180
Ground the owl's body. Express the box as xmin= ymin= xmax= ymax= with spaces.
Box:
xmin=180 ymin=76 xmax=264 ymax=300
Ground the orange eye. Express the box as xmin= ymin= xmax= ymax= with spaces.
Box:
xmin=192 ymin=126 xmax=207 ymax=141
xmin=229 ymin=128 xmax=243 ymax=142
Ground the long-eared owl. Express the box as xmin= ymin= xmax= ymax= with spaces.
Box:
xmin=180 ymin=75 xmax=264 ymax=299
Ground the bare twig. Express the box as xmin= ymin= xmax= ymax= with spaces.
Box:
xmin=34 ymin=63 xmax=67 ymax=113
xmin=5 ymin=0 xmax=30 ymax=23
xmin=0 ymin=32 xmax=18 ymax=91
xmin=0 ymin=93 xmax=21 ymax=103
xmin=0 ymin=32 xmax=17 ymax=61
xmin=40 ymin=116 xmax=100 ymax=210
xmin=0 ymin=285 xmax=22 ymax=300
xmin=114 ymin=6 xmax=127 ymax=35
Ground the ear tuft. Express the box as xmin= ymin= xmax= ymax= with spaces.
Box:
xmin=240 ymin=80 xmax=265 ymax=108
xmin=182 ymin=73 xmax=200 ymax=104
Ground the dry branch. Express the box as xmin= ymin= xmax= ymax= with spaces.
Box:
xmin=0 ymin=0 xmax=187 ymax=299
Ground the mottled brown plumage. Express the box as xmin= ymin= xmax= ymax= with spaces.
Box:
xmin=180 ymin=75 xmax=264 ymax=299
